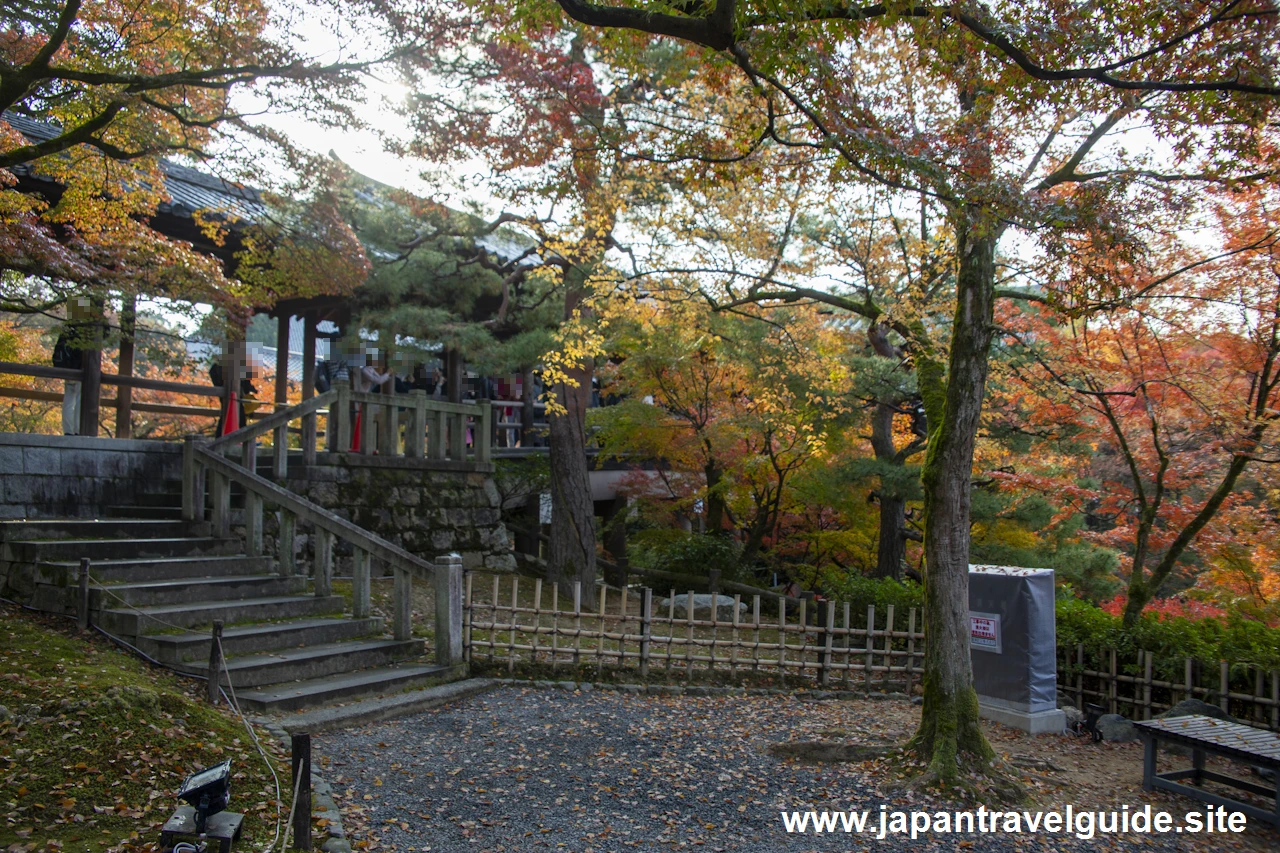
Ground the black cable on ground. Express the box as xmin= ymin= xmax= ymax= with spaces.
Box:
xmin=1 ymin=594 xmax=209 ymax=682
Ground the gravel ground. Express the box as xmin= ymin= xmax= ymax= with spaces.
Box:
xmin=316 ymin=686 xmax=1279 ymax=853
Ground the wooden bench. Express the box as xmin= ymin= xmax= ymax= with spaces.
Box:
xmin=1134 ymin=715 xmax=1280 ymax=828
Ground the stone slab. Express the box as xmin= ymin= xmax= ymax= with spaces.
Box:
xmin=979 ymin=701 xmax=1066 ymax=735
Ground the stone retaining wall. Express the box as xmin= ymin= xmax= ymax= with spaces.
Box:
xmin=0 ymin=432 xmax=182 ymax=519
xmin=287 ymin=459 xmax=515 ymax=572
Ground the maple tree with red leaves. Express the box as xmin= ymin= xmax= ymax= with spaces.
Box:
xmin=1002 ymin=190 xmax=1280 ymax=627
xmin=493 ymin=0 xmax=1280 ymax=785
xmin=1 ymin=0 xmax=376 ymax=315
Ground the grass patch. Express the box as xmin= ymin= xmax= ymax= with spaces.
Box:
xmin=0 ymin=603 xmax=298 ymax=853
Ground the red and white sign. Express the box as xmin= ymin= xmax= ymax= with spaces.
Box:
xmin=969 ymin=613 xmax=1002 ymax=653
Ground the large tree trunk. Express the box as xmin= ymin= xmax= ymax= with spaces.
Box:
xmin=871 ymin=401 xmax=905 ymax=580
xmin=704 ymin=457 xmax=727 ymax=534
xmin=907 ymin=208 xmax=999 ymax=782
xmin=547 ymin=278 xmax=597 ymax=592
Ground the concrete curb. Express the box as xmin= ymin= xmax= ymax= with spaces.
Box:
xmin=273 ymin=677 xmax=504 ymax=735
xmin=489 ymin=677 xmax=911 ymax=702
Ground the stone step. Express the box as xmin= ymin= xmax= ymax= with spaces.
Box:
xmin=105 ymin=505 xmax=184 ymax=520
xmin=136 ymin=616 xmax=386 ymax=664
xmin=36 ymin=555 xmax=275 ymax=585
xmin=90 ymin=575 xmax=306 ymax=609
xmin=188 ymin=638 xmax=426 ymax=688
xmin=100 ymin=594 xmax=345 ymax=637
xmin=4 ymin=536 xmax=242 ymax=564
xmin=135 ymin=491 xmax=185 ymax=509
xmin=235 ymin=662 xmax=456 ymax=714
xmin=0 ymin=518 xmax=207 ymax=542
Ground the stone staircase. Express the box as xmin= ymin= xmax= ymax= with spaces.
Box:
xmin=0 ymin=487 xmax=455 ymax=714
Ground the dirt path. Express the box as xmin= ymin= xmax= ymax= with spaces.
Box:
xmin=316 ymin=686 xmax=1278 ymax=853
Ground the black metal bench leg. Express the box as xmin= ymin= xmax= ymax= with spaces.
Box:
xmin=1142 ymin=735 xmax=1157 ymax=792
xmin=1191 ymin=749 xmax=1205 ymax=786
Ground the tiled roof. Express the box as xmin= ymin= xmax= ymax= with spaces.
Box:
xmin=3 ymin=111 xmax=267 ymax=223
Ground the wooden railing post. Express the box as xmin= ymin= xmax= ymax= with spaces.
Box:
xmin=477 ymin=402 xmax=492 ymax=463
xmin=314 ymin=528 xmax=333 ymax=597
xmin=449 ymin=411 xmax=466 ymax=460
xmin=334 ymin=381 xmax=351 ymax=453
xmin=359 ymin=398 xmax=376 ymax=455
xmin=433 ymin=553 xmax=463 ymax=666
xmin=182 ymin=435 xmax=199 ymax=521
xmin=207 ymin=621 xmax=224 ymax=705
xmin=639 ymin=587 xmax=652 ymax=679
xmin=273 ymin=422 xmax=289 ymax=479
xmin=352 ymin=548 xmax=371 ymax=619
xmin=820 ymin=599 xmax=835 ymax=686
xmin=245 ymin=492 xmax=263 ymax=557
xmin=211 ymin=469 xmax=230 ymax=537
xmin=430 ymin=409 xmax=447 ymax=460
xmin=241 ymin=436 xmax=257 ymax=474
xmin=379 ymin=398 xmax=399 ymax=457
xmin=302 ymin=312 xmax=318 ymax=463
xmin=278 ymin=510 xmax=296 ymax=577
xmin=407 ymin=391 xmax=426 ymax=458
xmin=393 ymin=567 xmax=412 ymax=642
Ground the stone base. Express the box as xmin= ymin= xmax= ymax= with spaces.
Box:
xmin=979 ymin=702 xmax=1066 ymax=735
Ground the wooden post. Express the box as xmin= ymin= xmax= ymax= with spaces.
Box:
xmin=182 ymin=436 xmax=199 ymax=521
xmin=407 ymin=390 xmax=426 ymax=458
xmin=393 ymin=567 xmax=412 ymax=642
xmin=1109 ymin=648 xmax=1118 ymax=714
xmin=245 ymin=492 xmax=263 ymax=557
xmin=314 ymin=528 xmax=333 ymax=598
xmin=242 ymin=436 xmax=257 ymax=474
xmin=290 ymin=732 xmax=312 ymax=852
xmin=274 ymin=312 xmax=290 ymax=410
xmin=302 ymin=311 xmax=318 ymax=463
xmin=274 ymin=422 xmax=289 ymax=479
xmin=77 ymin=558 xmax=90 ymax=630
xmin=211 ymin=470 xmax=230 ymax=537
xmin=906 ymin=608 xmax=916 ymax=694
xmin=449 ymin=411 xmax=466 ymax=460
xmin=883 ymin=604 xmax=895 ymax=691
xmin=207 ymin=621 xmax=224 ymax=705
xmin=430 ymin=409 xmax=448 ymax=460
xmin=477 ymin=400 xmax=492 ymax=463
xmin=820 ymin=600 xmax=834 ymax=686
xmin=865 ymin=605 xmax=875 ymax=690
xmin=1271 ymin=670 xmax=1278 ymax=731
xmin=78 ymin=307 xmax=103 ymax=437
xmin=434 ymin=553 xmax=463 ymax=666
xmin=334 ymin=380 xmax=351 ymax=453
xmin=463 ymin=571 xmax=474 ymax=664
xmin=352 ymin=549 xmax=371 ymax=619
xmin=116 ymin=295 xmax=136 ymax=439
xmin=1254 ymin=667 xmax=1264 ymax=725
xmin=360 ymin=398 xmax=376 ymax=455
xmin=1220 ymin=660 xmax=1230 ymax=714
xmin=1142 ymin=650 xmax=1153 ymax=720
xmin=511 ymin=576 xmax=523 ymax=672
xmin=1185 ymin=657 xmax=1194 ymax=704
xmin=572 ymin=582 xmax=583 ymax=669
xmin=278 ymin=511 xmax=296 ymax=577
xmin=531 ymin=578 xmax=543 ymax=663
xmin=1077 ymin=643 xmax=1085 ymax=709
xmin=639 ymin=587 xmax=652 ymax=679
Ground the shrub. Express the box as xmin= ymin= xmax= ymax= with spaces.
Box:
xmin=629 ymin=530 xmax=747 ymax=583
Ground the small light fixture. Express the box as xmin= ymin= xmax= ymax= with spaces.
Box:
xmin=177 ymin=760 xmax=232 ymax=834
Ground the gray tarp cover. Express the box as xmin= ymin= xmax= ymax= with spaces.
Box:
xmin=968 ymin=566 xmax=1057 ymax=713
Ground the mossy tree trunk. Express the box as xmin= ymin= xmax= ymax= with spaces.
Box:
xmin=906 ymin=205 xmax=999 ymax=782
xmin=547 ymin=270 xmax=598 ymax=592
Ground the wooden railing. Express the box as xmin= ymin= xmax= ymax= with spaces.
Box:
xmin=182 ymin=432 xmax=464 ymax=666
xmin=0 ymin=360 xmax=227 ymax=421
xmin=330 ymin=385 xmax=491 ymax=464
